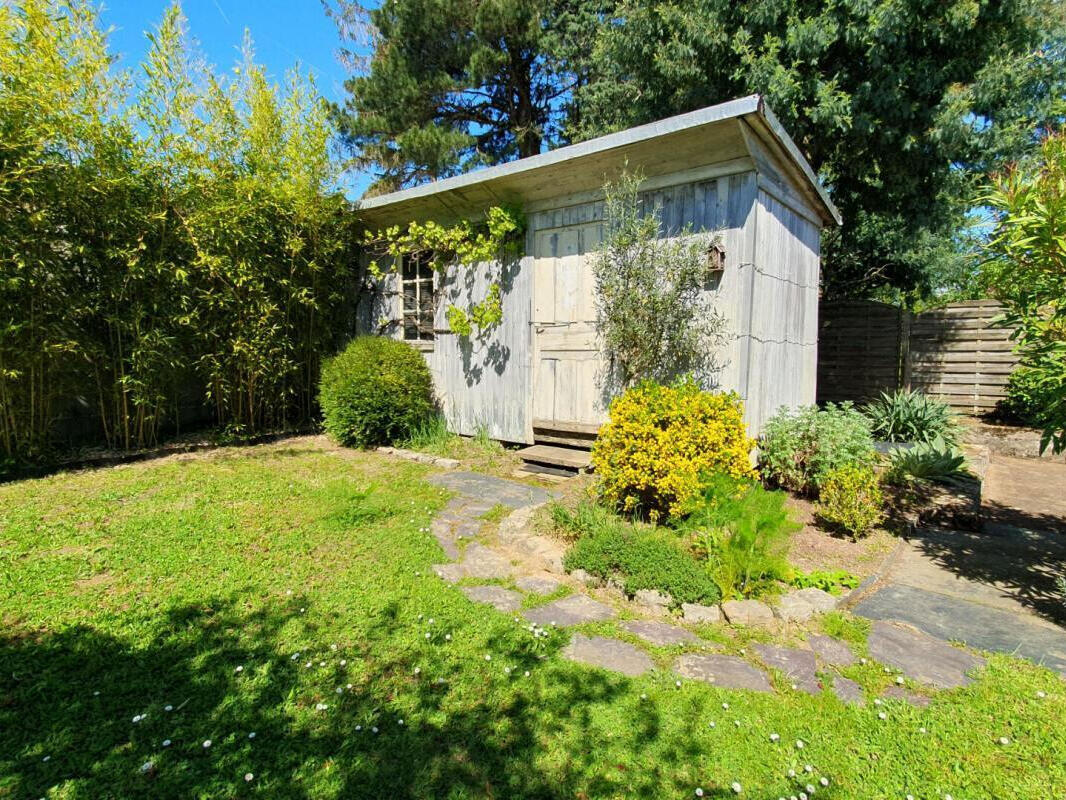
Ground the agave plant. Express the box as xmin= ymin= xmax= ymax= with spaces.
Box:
xmin=887 ymin=436 xmax=970 ymax=486
xmin=864 ymin=390 xmax=959 ymax=445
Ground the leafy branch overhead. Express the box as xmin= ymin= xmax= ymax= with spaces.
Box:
xmin=361 ymin=205 xmax=525 ymax=338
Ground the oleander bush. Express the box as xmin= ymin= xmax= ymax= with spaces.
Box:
xmin=817 ymin=465 xmax=885 ymax=538
xmin=319 ymin=337 xmax=435 ymax=447
xmin=759 ymin=403 xmax=877 ymax=495
xmin=591 ymin=377 xmax=755 ymax=521
xmin=864 ymin=389 xmax=959 ymax=445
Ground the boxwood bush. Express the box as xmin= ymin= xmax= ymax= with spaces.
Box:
xmin=319 ymin=336 xmax=436 ymax=447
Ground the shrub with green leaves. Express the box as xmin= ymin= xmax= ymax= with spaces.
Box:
xmin=319 ymin=337 xmax=436 ymax=447
xmin=886 ymin=436 xmax=971 ymax=486
xmin=556 ymin=503 xmax=721 ymax=605
xmin=998 ymin=357 xmax=1065 ymax=430
xmin=817 ymin=465 xmax=885 ymax=538
xmin=679 ymin=473 xmax=799 ymax=600
xmin=758 ymin=403 xmax=877 ymax=495
xmin=864 ymin=389 xmax=959 ymax=445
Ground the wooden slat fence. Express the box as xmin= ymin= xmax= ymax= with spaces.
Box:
xmin=818 ymin=299 xmax=1020 ymax=414
xmin=817 ymin=300 xmax=905 ymax=405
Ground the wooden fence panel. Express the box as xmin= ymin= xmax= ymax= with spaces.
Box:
xmin=818 ymin=299 xmax=1020 ymax=415
xmin=817 ymin=300 xmax=903 ymax=405
xmin=908 ymin=300 xmax=1018 ymax=414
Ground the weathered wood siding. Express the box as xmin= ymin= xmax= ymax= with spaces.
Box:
xmin=371 ymin=165 xmax=822 ymax=442
xmin=744 ymin=188 xmax=821 ymax=430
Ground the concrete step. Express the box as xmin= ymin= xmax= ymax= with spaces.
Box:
xmin=517 ymin=444 xmax=592 ymax=471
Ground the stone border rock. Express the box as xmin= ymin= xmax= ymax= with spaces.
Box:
xmin=377 ymin=446 xmax=459 ymax=469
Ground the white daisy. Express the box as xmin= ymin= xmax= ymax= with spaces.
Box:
xmin=203 ymin=740 xmax=212 ymax=748
xmin=731 ymin=781 xmax=742 ymax=794
xmin=162 ymin=739 xmax=171 ymax=747
xmin=244 ymin=773 xmax=254 ymax=782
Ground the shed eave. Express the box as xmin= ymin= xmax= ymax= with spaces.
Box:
xmin=356 ymin=94 xmax=840 ymax=228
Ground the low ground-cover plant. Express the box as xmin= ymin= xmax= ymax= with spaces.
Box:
xmin=886 ymin=436 xmax=971 ymax=486
xmin=759 ymin=403 xmax=877 ymax=495
xmin=789 ymin=569 xmax=860 ymax=595
xmin=680 ymin=473 xmax=799 ymax=600
xmin=320 ymin=336 xmax=435 ymax=447
xmin=591 ymin=378 xmax=755 ymax=521
xmin=864 ymin=389 xmax=959 ymax=445
xmin=816 ymin=465 xmax=885 ymax=538
xmin=555 ymin=502 xmax=721 ymax=604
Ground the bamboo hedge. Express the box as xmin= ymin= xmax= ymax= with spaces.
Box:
xmin=0 ymin=1 xmax=362 ymax=468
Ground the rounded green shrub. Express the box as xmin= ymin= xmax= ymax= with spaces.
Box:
xmin=817 ymin=465 xmax=884 ymax=538
xmin=319 ymin=336 xmax=436 ymax=447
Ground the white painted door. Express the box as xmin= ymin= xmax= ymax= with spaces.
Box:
xmin=532 ymin=223 xmax=608 ymax=427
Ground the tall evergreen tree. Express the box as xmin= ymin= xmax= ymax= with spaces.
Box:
xmin=326 ymin=0 xmax=607 ymax=195
xmin=571 ymin=0 xmax=1066 ymax=299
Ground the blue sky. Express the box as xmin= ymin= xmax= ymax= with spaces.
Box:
xmin=101 ymin=0 xmax=372 ymax=196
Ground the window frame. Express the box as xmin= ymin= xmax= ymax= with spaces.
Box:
xmin=400 ymin=252 xmax=435 ymax=343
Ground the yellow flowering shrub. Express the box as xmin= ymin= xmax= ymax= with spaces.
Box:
xmin=591 ymin=378 xmax=756 ymax=521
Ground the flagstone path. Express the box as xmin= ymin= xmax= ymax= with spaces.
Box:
xmin=850 ymin=453 xmax=1066 ymax=675
xmin=422 ymin=468 xmax=999 ymax=702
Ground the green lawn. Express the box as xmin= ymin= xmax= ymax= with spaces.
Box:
xmin=2 ymin=439 xmax=1064 ymax=799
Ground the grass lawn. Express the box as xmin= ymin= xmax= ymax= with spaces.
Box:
xmin=2 ymin=438 xmax=1064 ymax=799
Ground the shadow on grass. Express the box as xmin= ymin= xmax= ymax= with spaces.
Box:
xmin=2 ymin=596 xmax=791 ymax=799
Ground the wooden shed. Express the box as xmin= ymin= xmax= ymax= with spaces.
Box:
xmin=356 ymin=95 xmax=840 ymax=464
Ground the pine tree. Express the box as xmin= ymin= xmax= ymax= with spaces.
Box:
xmin=326 ymin=0 xmax=608 ymax=195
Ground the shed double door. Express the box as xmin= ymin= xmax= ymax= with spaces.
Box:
xmin=531 ymin=222 xmax=608 ymax=429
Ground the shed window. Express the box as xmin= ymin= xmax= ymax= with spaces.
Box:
xmin=401 ymin=253 xmax=434 ymax=341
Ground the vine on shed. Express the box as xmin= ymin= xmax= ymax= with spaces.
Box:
xmin=362 ymin=205 xmax=524 ymax=338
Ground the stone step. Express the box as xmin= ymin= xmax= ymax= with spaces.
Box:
xmin=517 ymin=444 xmax=592 ymax=471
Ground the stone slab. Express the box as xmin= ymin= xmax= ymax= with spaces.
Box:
xmin=459 ymin=543 xmax=514 ymax=580
xmin=428 ymin=471 xmax=554 ymax=509
xmin=807 ymin=635 xmax=857 ymax=668
xmin=753 ymin=644 xmax=821 ymax=695
xmin=832 ymin=676 xmax=865 ymax=706
xmin=515 ymin=575 xmax=562 ymax=595
xmin=674 ymin=654 xmax=773 ymax=693
xmin=774 ymin=591 xmax=815 ymax=622
xmin=634 ymin=589 xmax=672 ymax=610
xmin=432 ymin=563 xmax=465 ymax=584
xmin=562 ymin=634 xmax=655 ymax=677
xmin=866 ymin=619 xmax=986 ymax=689
xmin=460 ymin=585 xmax=523 ymax=612
xmin=524 ymin=594 xmax=616 ymax=627
xmin=854 ymin=582 xmax=1066 ymax=675
xmin=430 ymin=520 xmax=460 ymax=560
xmin=682 ymin=603 xmax=722 ymax=624
xmin=792 ymin=587 xmax=839 ymax=614
xmin=623 ymin=620 xmax=701 ymax=647
xmin=721 ymin=599 xmax=775 ymax=626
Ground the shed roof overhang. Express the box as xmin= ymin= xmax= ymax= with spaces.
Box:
xmin=355 ymin=95 xmax=841 ymax=230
